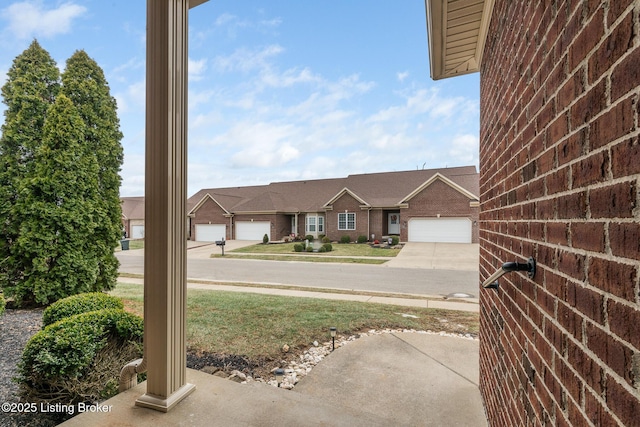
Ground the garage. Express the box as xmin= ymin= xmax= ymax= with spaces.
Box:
xmin=131 ymin=225 xmax=145 ymax=239
xmin=408 ymin=218 xmax=472 ymax=243
xmin=195 ymin=224 xmax=226 ymax=242
xmin=235 ymin=221 xmax=270 ymax=240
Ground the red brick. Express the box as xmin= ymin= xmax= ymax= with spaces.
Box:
xmin=570 ymin=222 xmax=605 ymax=252
xmin=607 ymin=300 xmax=640 ymax=350
xmin=573 ymin=285 xmax=604 ymax=324
xmin=605 ymin=377 xmax=640 ymax=427
xmin=547 ymin=222 xmax=569 ymax=245
xmin=556 ymin=191 xmax=587 ymax=219
xmin=557 ymin=129 xmax=586 ymax=166
xmin=557 ymin=301 xmax=583 ymax=341
xmin=557 ymin=69 xmax=584 ymax=112
xmin=585 ymin=389 xmax=618 ymax=426
xmin=609 ymin=222 xmax=640 ymax=261
xmin=588 ymin=12 xmax=634 ymax=84
xmin=570 ymin=79 xmax=607 ymax=127
xmin=536 ymin=199 xmax=555 ymax=220
xmin=592 ymin=96 xmax=636 ymax=152
xmin=567 ymin=339 xmax=604 ymax=394
xmin=611 ymin=137 xmax=640 ymax=178
xmin=589 ymin=181 xmax=637 ymax=219
xmin=545 ymin=166 xmax=569 ymax=195
xmin=571 ymin=150 xmax=609 ymax=187
xmin=588 ymin=256 xmax=637 ymax=301
xmin=608 ymin=0 xmax=635 ymax=25
xmin=611 ymin=38 xmax=640 ymax=102
xmin=587 ymin=318 xmax=638 ymax=387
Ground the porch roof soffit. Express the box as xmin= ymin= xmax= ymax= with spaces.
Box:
xmin=425 ymin=0 xmax=495 ymax=80
xmin=400 ymin=172 xmax=479 ymax=203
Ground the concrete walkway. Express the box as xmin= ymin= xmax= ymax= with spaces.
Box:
xmin=384 ymin=242 xmax=479 ymax=270
xmin=61 ymin=333 xmax=486 ymax=427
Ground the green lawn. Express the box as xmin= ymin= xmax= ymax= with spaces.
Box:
xmin=229 ymin=242 xmax=401 ymax=257
xmin=110 ymin=283 xmax=478 ymax=368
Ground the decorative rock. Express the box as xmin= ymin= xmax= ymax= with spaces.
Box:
xmin=213 ymin=371 xmax=228 ymax=378
xmin=202 ymin=366 xmax=220 ymax=375
xmin=282 ymin=344 xmax=290 ymax=352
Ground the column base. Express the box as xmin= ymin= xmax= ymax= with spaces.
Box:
xmin=135 ymin=383 xmax=196 ymax=413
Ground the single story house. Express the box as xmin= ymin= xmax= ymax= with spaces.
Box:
xmin=121 ymin=196 xmax=145 ymax=239
xmin=187 ymin=165 xmax=479 ymax=243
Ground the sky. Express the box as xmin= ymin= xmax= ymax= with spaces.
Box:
xmin=0 ymin=0 xmax=480 ymax=197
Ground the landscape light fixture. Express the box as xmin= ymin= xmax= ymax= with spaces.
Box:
xmin=275 ymin=368 xmax=284 ymax=387
xmin=330 ymin=327 xmax=337 ymax=351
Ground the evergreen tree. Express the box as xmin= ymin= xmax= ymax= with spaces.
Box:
xmin=0 ymin=40 xmax=60 ymax=293
xmin=11 ymin=95 xmax=100 ymax=304
xmin=61 ymin=50 xmax=124 ymax=291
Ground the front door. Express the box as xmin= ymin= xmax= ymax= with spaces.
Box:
xmin=388 ymin=212 xmax=400 ymax=235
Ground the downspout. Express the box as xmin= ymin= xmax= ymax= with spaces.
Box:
xmin=119 ymin=357 xmax=147 ymax=392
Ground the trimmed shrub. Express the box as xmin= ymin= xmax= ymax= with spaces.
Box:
xmin=306 ymin=245 xmax=314 ymax=252
xmin=305 ymin=235 xmax=314 ymax=242
xmin=0 ymin=293 xmax=5 ymax=317
xmin=390 ymin=236 xmax=400 ymax=245
xmin=262 ymin=233 xmax=269 ymax=244
xmin=357 ymin=235 xmax=368 ymax=244
xmin=293 ymin=243 xmax=304 ymax=252
xmin=340 ymin=235 xmax=351 ymax=244
xmin=42 ymin=292 xmax=123 ymax=327
xmin=321 ymin=236 xmax=331 ymax=244
xmin=318 ymin=246 xmax=327 ymax=253
xmin=322 ymin=243 xmax=333 ymax=252
xmin=17 ymin=308 xmax=143 ymax=408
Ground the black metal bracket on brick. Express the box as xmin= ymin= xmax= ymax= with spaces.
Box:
xmin=483 ymin=257 xmax=536 ymax=289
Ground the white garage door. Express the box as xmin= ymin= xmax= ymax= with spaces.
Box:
xmin=195 ymin=224 xmax=226 ymax=242
xmin=235 ymin=221 xmax=270 ymax=240
xmin=408 ymin=218 xmax=472 ymax=243
xmin=131 ymin=225 xmax=145 ymax=239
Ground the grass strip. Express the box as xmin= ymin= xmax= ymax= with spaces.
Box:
xmin=230 ymin=242 xmax=401 ymax=257
xmin=210 ymin=254 xmax=388 ymax=264
xmin=110 ymin=283 xmax=478 ymax=363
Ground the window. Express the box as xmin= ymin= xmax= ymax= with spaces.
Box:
xmin=305 ymin=214 xmax=324 ymax=234
xmin=338 ymin=212 xmax=355 ymax=230
xmin=306 ymin=216 xmax=316 ymax=232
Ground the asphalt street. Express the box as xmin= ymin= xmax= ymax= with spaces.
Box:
xmin=116 ymin=253 xmax=480 ymax=298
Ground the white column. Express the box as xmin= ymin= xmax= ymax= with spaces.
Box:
xmin=136 ymin=0 xmax=195 ymax=412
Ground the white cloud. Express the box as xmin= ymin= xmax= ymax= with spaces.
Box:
xmin=189 ymin=57 xmax=207 ymax=81
xmin=213 ymin=44 xmax=284 ymax=73
xmin=1 ymin=1 xmax=87 ymax=40
xmin=448 ymin=134 xmax=479 ymax=163
xmin=397 ymin=71 xmax=409 ymax=82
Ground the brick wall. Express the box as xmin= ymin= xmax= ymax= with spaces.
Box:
xmin=401 ymin=179 xmax=479 ymax=242
xmin=190 ymin=197 xmax=229 ymax=240
xmin=479 ymin=1 xmax=640 ymax=426
xmin=327 ymin=193 xmax=368 ymax=241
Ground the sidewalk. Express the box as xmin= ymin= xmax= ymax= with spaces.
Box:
xmin=117 ymin=277 xmax=479 ymax=312
xmin=61 ymin=332 xmax=487 ymax=427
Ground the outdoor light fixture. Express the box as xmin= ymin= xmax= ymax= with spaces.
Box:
xmin=275 ymin=368 xmax=284 ymax=387
xmin=330 ymin=327 xmax=337 ymax=351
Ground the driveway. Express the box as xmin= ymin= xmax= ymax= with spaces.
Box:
xmin=384 ymin=242 xmax=479 ymax=271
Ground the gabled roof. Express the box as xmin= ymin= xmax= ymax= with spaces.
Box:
xmin=323 ymin=188 xmax=371 ymax=209
xmin=186 ymin=165 xmax=478 ymax=215
xmin=121 ymin=196 xmax=145 ymax=220
xmin=187 ymin=193 xmax=231 ymax=216
xmin=400 ymin=172 xmax=479 ymax=203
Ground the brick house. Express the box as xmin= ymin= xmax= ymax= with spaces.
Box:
xmin=121 ymin=196 xmax=145 ymax=239
xmin=427 ymin=0 xmax=640 ymax=425
xmin=186 ymin=166 xmax=479 ymax=243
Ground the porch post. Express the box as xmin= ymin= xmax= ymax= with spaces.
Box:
xmin=136 ymin=0 xmax=199 ymax=412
